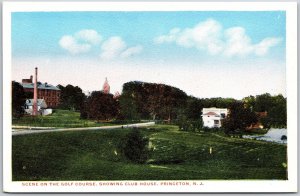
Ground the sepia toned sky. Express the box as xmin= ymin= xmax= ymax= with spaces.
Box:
xmin=11 ymin=11 xmax=286 ymax=99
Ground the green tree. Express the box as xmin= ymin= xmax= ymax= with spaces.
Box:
xmin=254 ymin=93 xmax=274 ymax=112
xmin=249 ymin=93 xmax=287 ymax=128
xmin=242 ymin=95 xmax=256 ymax=111
xmin=223 ymin=101 xmax=258 ymax=134
xmin=185 ymin=97 xmax=204 ymax=120
xmin=81 ymin=91 xmax=118 ymax=121
xmin=118 ymin=128 xmax=149 ymax=163
xmin=146 ymin=90 xmax=163 ymax=120
xmin=122 ymin=81 xmax=188 ymax=121
xmin=12 ymin=81 xmax=25 ymax=118
xmin=202 ymin=97 xmax=236 ymax=109
xmin=122 ymin=81 xmax=150 ymax=119
xmin=118 ymin=93 xmax=140 ymax=120
xmin=267 ymin=94 xmax=287 ymax=127
xmin=57 ymin=84 xmax=86 ymax=111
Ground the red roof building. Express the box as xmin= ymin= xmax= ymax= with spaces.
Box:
xmin=202 ymin=107 xmax=228 ymax=128
xmin=21 ymin=75 xmax=61 ymax=108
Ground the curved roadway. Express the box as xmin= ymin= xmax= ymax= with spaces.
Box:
xmin=12 ymin=122 xmax=155 ymax=136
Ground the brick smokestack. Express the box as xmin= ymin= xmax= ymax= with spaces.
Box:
xmin=33 ymin=67 xmax=38 ymax=116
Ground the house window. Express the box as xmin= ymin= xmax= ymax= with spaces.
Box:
xmin=221 ymin=113 xmax=225 ymax=118
xmin=214 ymin=120 xmax=219 ymax=125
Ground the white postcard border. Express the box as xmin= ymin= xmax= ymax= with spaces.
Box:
xmin=2 ymin=1 xmax=298 ymax=193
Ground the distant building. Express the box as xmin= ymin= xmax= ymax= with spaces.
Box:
xmin=22 ymin=75 xmax=33 ymax=84
xmin=24 ymin=99 xmax=52 ymax=116
xmin=102 ymin=77 xmax=110 ymax=94
xmin=202 ymin=107 xmax=228 ymax=128
xmin=21 ymin=76 xmax=61 ymax=108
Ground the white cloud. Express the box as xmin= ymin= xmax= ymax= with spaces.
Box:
xmin=223 ymin=27 xmax=282 ymax=57
xmin=59 ymin=35 xmax=91 ymax=55
xmin=100 ymin=37 xmax=143 ymax=60
xmin=100 ymin=36 xmax=127 ymax=59
xmin=154 ymin=28 xmax=181 ymax=44
xmin=180 ymin=19 xmax=223 ymax=55
xmin=121 ymin=45 xmax=143 ymax=58
xmin=254 ymin=37 xmax=282 ymax=56
xmin=154 ymin=18 xmax=282 ymax=57
xmin=75 ymin=29 xmax=102 ymax=45
xmin=59 ymin=30 xmax=142 ymax=58
xmin=223 ymin=27 xmax=253 ymax=57
xmin=59 ymin=29 xmax=102 ymax=55
xmin=155 ymin=19 xmax=224 ymax=55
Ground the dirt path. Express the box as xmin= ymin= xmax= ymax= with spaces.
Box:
xmin=12 ymin=122 xmax=155 ymax=136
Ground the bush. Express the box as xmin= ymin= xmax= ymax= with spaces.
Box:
xmin=260 ymin=116 xmax=271 ymax=129
xmin=118 ymin=128 xmax=149 ymax=164
xmin=202 ymin=127 xmax=222 ymax=132
xmin=223 ymin=101 xmax=258 ymax=134
xmin=281 ymin=135 xmax=287 ymax=141
xmin=177 ymin=119 xmax=203 ymax=132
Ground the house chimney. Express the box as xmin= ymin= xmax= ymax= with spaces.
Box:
xmin=33 ymin=67 xmax=38 ymax=116
xmin=30 ymin=75 xmax=33 ymax=83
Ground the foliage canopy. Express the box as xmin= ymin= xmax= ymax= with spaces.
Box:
xmin=12 ymin=81 xmax=25 ymax=118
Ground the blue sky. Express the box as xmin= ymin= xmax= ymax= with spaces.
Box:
xmin=12 ymin=11 xmax=286 ymax=99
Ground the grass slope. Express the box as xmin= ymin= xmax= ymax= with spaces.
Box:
xmin=12 ymin=125 xmax=287 ymax=180
xmin=12 ymin=109 xmax=111 ymax=128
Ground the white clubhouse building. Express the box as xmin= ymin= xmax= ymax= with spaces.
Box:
xmin=202 ymin=107 xmax=228 ymax=128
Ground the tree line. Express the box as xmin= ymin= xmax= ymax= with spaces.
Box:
xmin=12 ymin=81 xmax=286 ymax=129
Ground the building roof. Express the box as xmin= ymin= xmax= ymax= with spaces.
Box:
xmin=22 ymin=82 xmax=60 ymax=91
xmin=25 ymin=99 xmax=47 ymax=108
xmin=203 ymin=112 xmax=218 ymax=116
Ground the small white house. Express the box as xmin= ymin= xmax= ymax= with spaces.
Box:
xmin=202 ymin=107 xmax=228 ymax=128
xmin=24 ymin=99 xmax=52 ymax=116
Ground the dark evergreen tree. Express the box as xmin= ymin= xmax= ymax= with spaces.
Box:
xmin=57 ymin=84 xmax=86 ymax=111
xmin=223 ymin=101 xmax=258 ymax=134
xmin=121 ymin=81 xmax=188 ymax=121
xmin=259 ymin=94 xmax=286 ymax=128
xmin=81 ymin=91 xmax=118 ymax=121
xmin=12 ymin=81 xmax=25 ymax=118
xmin=185 ymin=97 xmax=204 ymax=120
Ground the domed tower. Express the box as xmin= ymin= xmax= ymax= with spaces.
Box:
xmin=102 ymin=77 xmax=110 ymax=94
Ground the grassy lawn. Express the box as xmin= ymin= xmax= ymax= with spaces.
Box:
xmin=12 ymin=109 xmax=113 ymax=128
xmin=12 ymin=125 xmax=287 ymax=181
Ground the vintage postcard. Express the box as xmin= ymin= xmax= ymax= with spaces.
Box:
xmin=3 ymin=1 xmax=297 ymax=193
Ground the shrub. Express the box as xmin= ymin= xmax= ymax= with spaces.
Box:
xmin=118 ymin=128 xmax=149 ymax=164
xmin=281 ymin=135 xmax=287 ymax=141
xmin=177 ymin=119 xmax=203 ymax=132
xmin=223 ymin=101 xmax=258 ymax=134
xmin=202 ymin=127 xmax=222 ymax=132
xmin=193 ymin=120 xmax=203 ymax=131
